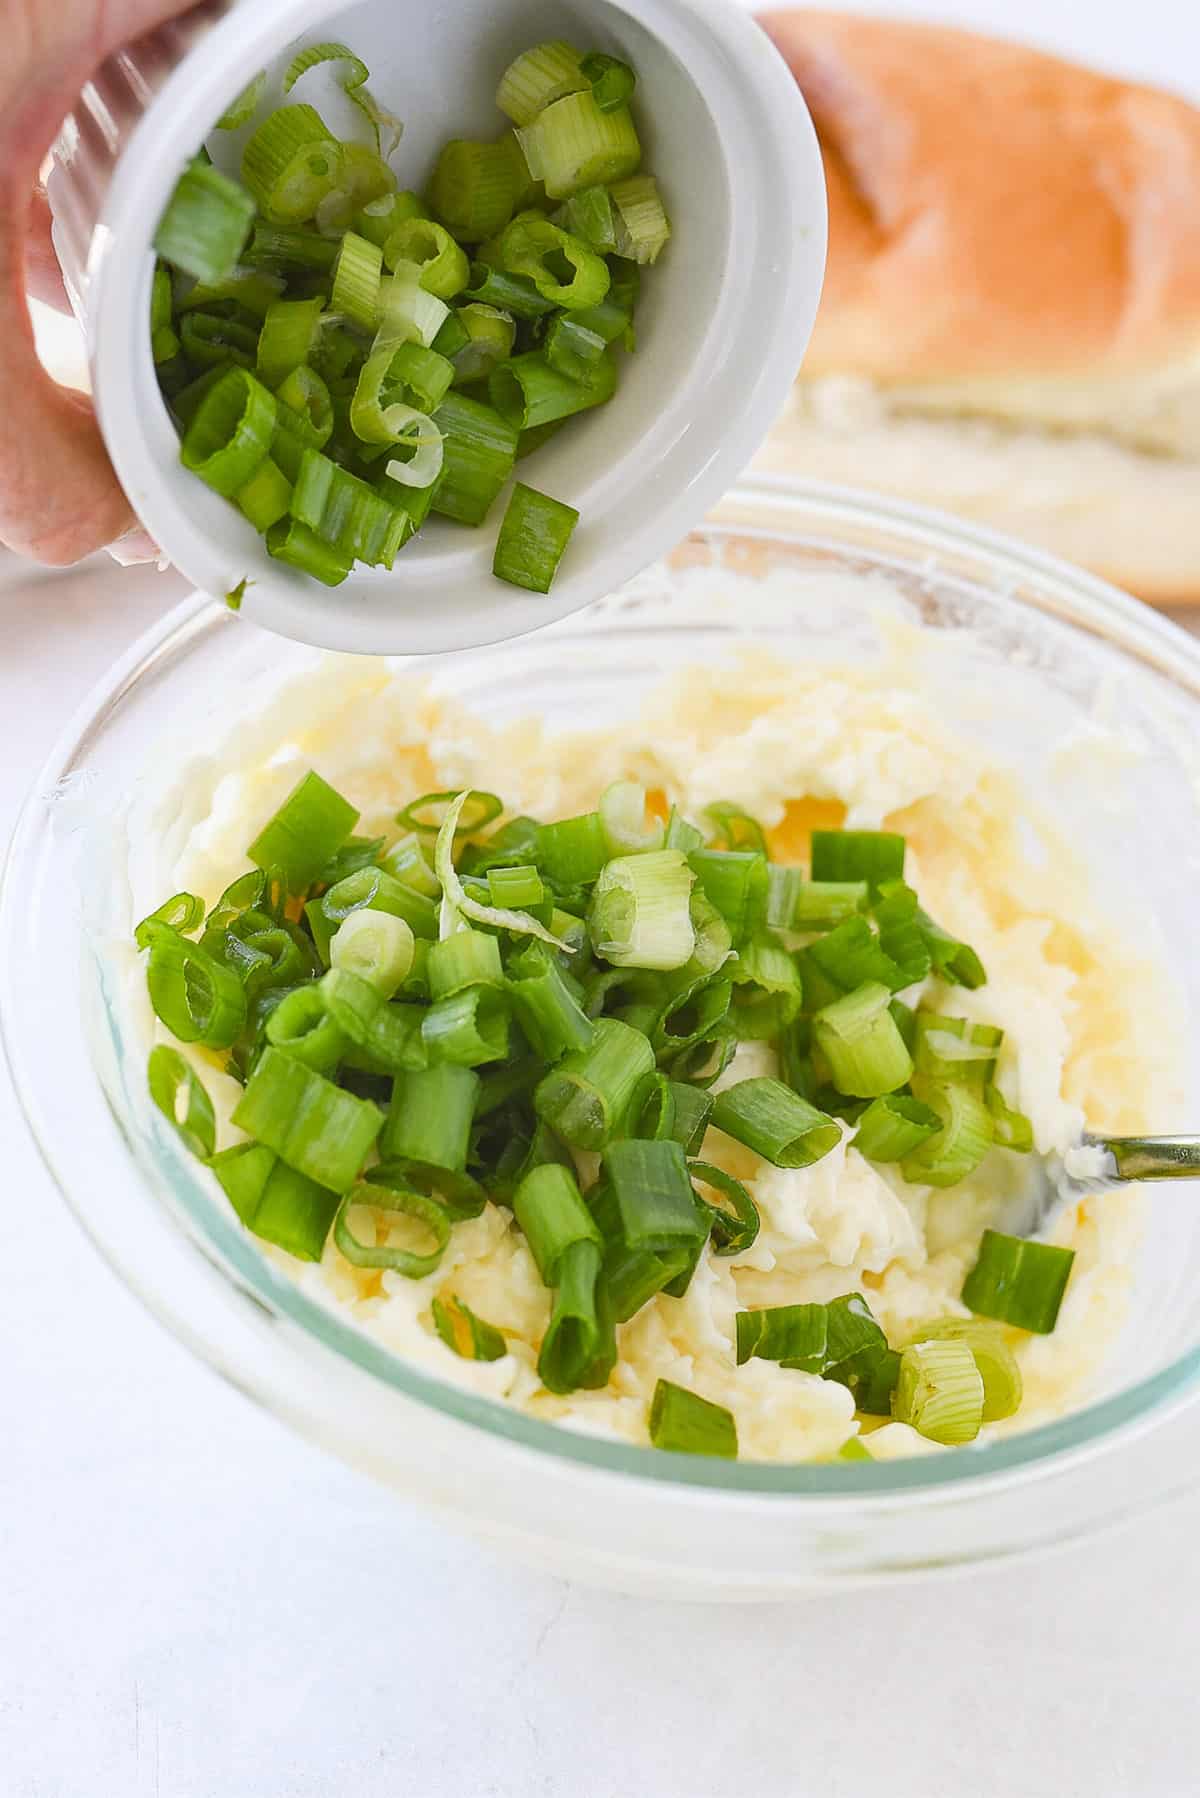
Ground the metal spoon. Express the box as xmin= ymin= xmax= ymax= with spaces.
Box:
xmin=998 ymin=1134 xmax=1200 ymax=1238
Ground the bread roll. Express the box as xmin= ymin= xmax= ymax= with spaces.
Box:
xmin=756 ymin=12 xmax=1200 ymax=602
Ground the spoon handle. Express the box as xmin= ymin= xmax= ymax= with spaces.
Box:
xmin=1084 ymin=1133 xmax=1200 ymax=1181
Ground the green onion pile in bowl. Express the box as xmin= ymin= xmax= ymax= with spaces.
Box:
xmin=150 ymin=39 xmax=669 ymax=595
xmin=137 ymin=772 xmax=1076 ymax=1461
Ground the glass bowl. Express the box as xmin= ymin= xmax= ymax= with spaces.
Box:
xmin=6 ymin=478 xmax=1200 ymax=1600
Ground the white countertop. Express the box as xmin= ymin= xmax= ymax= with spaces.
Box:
xmin=7 ymin=3 xmax=1200 ymax=1791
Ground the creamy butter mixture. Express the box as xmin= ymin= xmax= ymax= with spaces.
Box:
xmin=126 ymin=634 xmax=1180 ymax=1461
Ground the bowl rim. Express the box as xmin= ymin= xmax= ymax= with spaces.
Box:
xmin=82 ymin=0 xmax=827 ymax=654
xmin=6 ymin=475 xmax=1200 ymax=1503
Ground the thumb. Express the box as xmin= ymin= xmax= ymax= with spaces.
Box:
xmin=0 ymin=0 xmax=202 ymax=564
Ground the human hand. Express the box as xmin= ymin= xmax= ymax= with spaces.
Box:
xmin=2 ymin=0 xmax=200 ymax=565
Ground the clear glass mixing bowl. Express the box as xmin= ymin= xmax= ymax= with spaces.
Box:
xmin=6 ymin=478 xmax=1200 ymax=1599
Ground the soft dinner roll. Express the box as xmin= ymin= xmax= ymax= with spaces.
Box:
xmin=756 ymin=12 xmax=1200 ymax=602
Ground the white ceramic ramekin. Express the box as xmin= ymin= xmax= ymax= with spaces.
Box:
xmin=46 ymin=0 xmax=826 ymax=653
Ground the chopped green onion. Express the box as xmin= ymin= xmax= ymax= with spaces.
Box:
xmin=429 ymin=138 xmax=517 ymax=242
xmin=380 ymin=831 xmax=441 ymax=896
xmin=432 ymin=1294 xmax=508 ymax=1361
xmin=422 ymin=986 xmax=510 ymax=1066
xmin=535 ymin=1016 xmax=654 ymax=1150
xmin=666 ymin=1082 xmax=713 ymax=1156
xmin=610 ymin=174 xmax=670 ymax=264
xmin=492 ymin=481 xmax=579 ymax=593
xmin=649 ymin=1380 xmax=737 ymax=1459
xmin=434 ymin=792 xmax=569 ymax=949
xmin=893 ymin=1339 xmax=984 ymax=1445
xmin=962 ymin=1230 xmax=1076 ymax=1334
xmin=824 ymin=1293 xmax=899 ymax=1413
xmin=486 ymin=865 xmax=545 ymax=910
xmin=905 ymin=1318 xmax=1023 ymax=1421
xmin=377 ymin=267 xmax=451 ymax=347
xmin=653 ymin=973 xmax=733 ymax=1059
xmin=837 ymin=1437 xmax=873 ymax=1462
xmin=180 ymin=367 xmax=276 ymax=497
xmin=537 ymin=812 xmax=608 ymax=887
xmin=321 ymin=864 xmax=438 ymax=945
xmin=236 ymin=456 xmax=292 ymax=531
xmin=241 ymin=105 xmax=343 ymax=223
xmin=154 ymin=156 xmax=255 ymax=282
xmin=282 ymin=41 xmax=401 ymax=157
xmin=852 ymin=1092 xmax=941 ymax=1160
xmin=244 ymin=224 xmax=341 ymax=272
xmin=329 ymin=906 xmax=417 ymax=998
xmin=686 ymin=849 xmax=769 ymax=943
xmin=384 ymin=219 xmax=470 ymax=299
xmin=147 ymin=1045 xmax=216 ymax=1160
xmin=427 ymin=929 xmax=503 ymax=999
xmin=524 ymin=91 xmax=641 ymax=200
xmin=275 ymin=366 xmax=334 ymax=445
xmin=135 ymin=892 xmax=204 ymax=950
xmin=580 ymin=51 xmax=636 ymax=113
xmin=689 ymin=1161 xmax=759 ymax=1255
xmin=513 ymin=1161 xmax=601 ymax=1284
xmin=357 ymin=191 xmax=428 ymax=248
xmin=429 ymin=392 xmax=518 ymax=525
xmin=499 ymin=215 xmax=610 ymax=309
xmin=319 ymin=966 xmax=427 ymax=1072
xmin=598 ymin=781 xmax=664 ymax=856
xmin=247 ymin=769 xmax=359 ymax=893
xmin=811 ymin=829 xmax=906 ymax=888
xmin=489 ymin=347 xmax=616 ymax=430
xmin=217 ymin=69 xmax=267 ymax=131
xmin=543 ymin=312 xmax=607 ymax=381
xmin=985 ymin=1084 xmax=1034 ymax=1152
xmin=496 ymin=41 xmax=586 ymax=126
xmin=901 ymin=1080 xmax=994 ymax=1188
xmin=704 ymin=803 xmax=768 ymax=856
xmin=507 ymin=942 xmax=595 ymax=1060
xmin=767 ymin=869 xmax=866 ymax=931
xmin=265 ymin=982 xmax=348 ymax=1072
xmin=540 ymin=1239 xmax=613 ymax=1393
xmin=799 ymin=927 xmax=898 ymax=1012
xmin=330 ymin=230 xmax=383 ymax=329
xmin=178 ymin=310 xmax=258 ymax=370
xmin=291 ymin=450 xmax=411 ymax=564
xmin=143 ymin=924 xmax=247 ymax=1049
xmin=603 ymin=1138 xmax=706 ymax=1254
xmin=590 ymin=849 xmax=695 ymax=971
xmin=914 ymin=1013 xmax=1002 ymax=1088
xmin=813 ymin=981 xmax=914 ymax=1098
xmin=256 ymin=296 xmax=324 ymax=389
xmin=211 ymin=1141 xmax=339 ymax=1261
xmin=560 ymin=185 xmax=616 ymax=252
xmin=232 ymin=1046 xmax=382 ymax=1189
xmin=334 ymin=1176 xmax=452 ymax=1277
xmin=736 ymin=1303 xmax=827 ymax=1372
xmin=729 ymin=934 xmax=803 ymax=1040
xmin=710 ymin=1077 xmax=840 ymax=1169
xmin=449 ymin=304 xmax=516 ymax=385
xmin=397 ymin=789 xmax=503 ymax=837
xmin=463 ymin=261 xmax=557 ymax=319
xmin=382 ymin=1063 xmax=480 ymax=1172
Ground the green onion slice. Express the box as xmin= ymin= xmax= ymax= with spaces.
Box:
xmin=649 ymin=1379 xmax=737 ymax=1459
xmin=904 ymin=1317 xmax=1022 ymax=1422
xmin=143 ymin=923 xmax=247 ymax=1049
xmin=180 ymin=367 xmax=277 ymax=498
xmin=432 ymin=1295 xmax=508 ymax=1361
xmin=493 ymin=481 xmax=579 ymax=593
xmin=851 ymin=1092 xmax=941 ymax=1161
xmin=283 ymin=41 xmax=403 ymax=157
xmin=211 ymin=1142 xmax=340 ymax=1262
xmin=154 ymin=157 xmax=255 ymax=283
xmin=334 ymin=1177 xmax=452 ymax=1277
xmin=135 ymin=892 xmax=204 ymax=950
xmin=147 ymin=1045 xmax=216 ymax=1160
xmin=590 ymin=849 xmax=695 ymax=971
xmin=710 ymin=1077 xmax=840 ymax=1169
xmin=688 ymin=1161 xmax=759 ymax=1256
xmin=962 ymin=1230 xmax=1075 ymax=1334
xmin=217 ymin=70 xmax=267 ymax=131
xmin=496 ymin=41 xmax=587 ymax=126
xmin=435 ymin=791 xmax=570 ymax=949
xmin=892 ymin=1339 xmax=984 ymax=1445
xmin=535 ymin=1016 xmax=655 ymax=1151
xmin=811 ymin=829 xmax=906 ymax=888
xmin=232 ymin=1046 xmax=382 ymax=1190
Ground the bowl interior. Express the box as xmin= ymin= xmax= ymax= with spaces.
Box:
xmin=8 ymin=487 xmax=1200 ymax=1517
xmin=89 ymin=0 xmax=825 ymax=652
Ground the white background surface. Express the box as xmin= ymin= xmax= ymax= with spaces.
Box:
xmin=6 ymin=3 xmax=1200 ymax=1795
